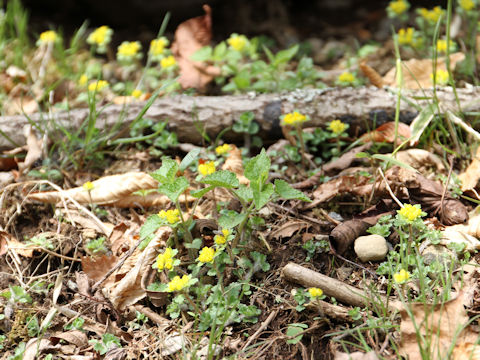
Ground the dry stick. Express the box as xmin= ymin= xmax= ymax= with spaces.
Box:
xmin=24 ymin=246 xmax=82 ymax=262
xmin=133 ymin=305 xmax=171 ymax=327
xmin=282 ymin=262 xmax=389 ymax=308
xmin=305 ymin=300 xmax=352 ymax=322
xmin=438 ymin=154 xmax=455 ymax=224
xmin=269 ymin=203 xmax=330 ymax=227
xmin=377 ymin=167 xmax=403 ymax=208
xmin=240 ymin=308 xmax=279 ymax=353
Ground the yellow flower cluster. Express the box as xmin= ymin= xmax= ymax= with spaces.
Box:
xmin=328 ymin=120 xmax=346 ymax=135
xmin=215 ymin=144 xmax=231 ymax=155
xmin=161 ymin=55 xmax=177 ymax=69
xmin=393 ymin=269 xmax=410 ymax=283
xmin=159 ymin=209 xmax=180 ymax=224
xmin=78 ymin=74 xmax=88 ymax=86
xmin=227 ymin=34 xmax=248 ymax=51
xmin=431 ymin=69 xmax=449 ymax=85
xmin=398 ymin=204 xmax=422 ymax=222
xmin=308 ymin=287 xmax=323 ymax=298
xmin=398 ymin=28 xmax=414 ymax=45
xmin=88 ymin=80 xmax=109 ymax=92
xmin=167 ymin=275 xmax=190 ymax=292
xmin=38 ymin=30 xmax=58 ymax=45
xmin=198 ymin=246 xmax=215 ymax=263
xmin=150 ymin=37 xmax=169 ymax=56
xmin=436 ymin=39 xmax=454 ymax=53
xmin=83 ymin=181 xmax=94 ymax=191
xmin=459 ymin=0 xmax=475 ymax=11
xmin=214 ymin=229 xmax=230 ymax=245
xmin=282 ymin=111 xmax=308 ymax=126
xmin=198 ymin=161 xmax=216 ymax=176
xmin=117 ymin=41 xmax=142 ymax=58
xmin=155 ymin=247 xmax=174 ymax=271
xmin=87 ymin=25 xmax=113 ymax=47
xmin=419 ymin=6 xmax=444 ymax=23
xmin=388 ymin=0 xmax=409 ymax=15
xmin=338 ymin=71 xmax=356 ymax=84
xmin=131 ymin=89 xmax=143 ymax=98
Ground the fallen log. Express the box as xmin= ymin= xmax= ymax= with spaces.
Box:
xmin=2 ymin=87 xmax=479 ymax=149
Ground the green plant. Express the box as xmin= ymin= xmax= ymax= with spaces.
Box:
xmin=1 ymin=285 xmax=32 ymax=304
xmin=26 ymin=234 xmax=54 ymax=250
xmin=233 ymin=111 xmax=261 ymax=154
xmin=64 ymin=317 xmax=85 ymax=331
xmin=85 ymin=236 xmax=108 ymax=255
xmin=7 ymin=342 xmax=26 ymax=360
xmin=89 ymin=333 xmax=122 ymax=355
xmin=302 ymin=238 xmax=329 ymax=261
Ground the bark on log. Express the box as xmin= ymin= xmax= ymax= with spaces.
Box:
xmin=2 ymin=87 xmax=480 ymax=149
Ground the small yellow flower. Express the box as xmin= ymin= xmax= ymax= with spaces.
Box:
xmin=214 ymin=229 xmax=230 ymax=245
xmin=459 ymin=0 xmax=475 ymax=11
xmin=149 ymin=37 xmax=169 ymax=56
xmin=161 ymin=55 xmax=177 ymax=69
xmin=308 ymin=287 xmax=323 ymax=298
xmin=198 ymin=161 xmax=216 ymax=176
xmin=282 ymin=111 xmax=308 ymax=126
xmin=155 ymin=247 xmax=174 ymax=271
xmin=198 ymin=246 xmax=215 ymax=263
xmin=117 ymin=41 xmax=142 ymax=58
xmin=78 ymin=74 xmax=88 ymax=86
xmin=38 ymin=30 xmax=58 ymax=45
xmin=393 ymin=269 xmax=410 ymax=283
xmin=87 ymin=25 xmax=113 ymax=47
xmin=388 ymin=0 xmax=409 ymax=15
xmin=131 ymin=89 xmax=142 ymax=98
xmin=159 ymin=209 xmax=180 ymax=224
xmin=227 ymin=34 xmax=248 ymax=51
xmin=167 ymin=274 xmax=190 ymax=292
xmin=398 ymin=28 xmax=414 ymax=46
xmin=328 ymin=120 xmax=346 ymax=135
xmin=83 ymin=181 xmax=94 ymax=191
xmin=419 ymin=6 xmax=444 ymax=23
xmin=436 ymin=39 xmax=447 ymax=53
xmin=398 ymin=204 xmax=423 ymax=222
xmin=338 ymin=71 xmax=356 ymax=84
xmin=215 ymin=144 xmax=231 ymax=155
xmin=88 ymin=80 xmax=109 ymax=92
xmin=430 ymin=69 xmax=449 ymax=85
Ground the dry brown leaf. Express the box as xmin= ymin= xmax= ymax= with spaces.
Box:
xmin=81 ymin=254 xmax=119 ymax=286
xmin=383 ymin=53 xmax=465 ymax=89
xmin=359 ymin=61 xmax=384 ymax=88
xmin=222 ymin=144 xmax=249 ymax=185
xmin=359 ymin=121 xmax=411 ymax=144
xmin=269 ymin=220 xmax=309 ymax=239
xmin=171 ymin=5 xmax=220 ymax=90
xmin=57 ymin=208 xmax=115 ymax=236
xmin=396 ymin=291 xmax=479 ymax=360
xmin=50 ymin=330 xmax=89 ymax=348
xmin=395 ymin=149 xmax=446 ymax=176
xmin=458 ymin=146 xmax=480 ymax=192
xmin=1 ymin=231 xmax=34 ymax=257
xmin=18 ymin=125 xmax=43 ymax=174
xmin=329 ymin=220 xmax=371 ymax=255
xmin=23 ymin=338 xmax=57 ymax=360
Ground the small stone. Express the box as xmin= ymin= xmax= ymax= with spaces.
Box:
xmin=354 ymin=234 xmax=388 ymax=262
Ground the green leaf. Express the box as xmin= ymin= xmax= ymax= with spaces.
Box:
xmin=371 ymin=154 xmax=417 ymax=172
xmin=185 ymin=238 xmax=203 ymax=249
xmin=233 ymin=73 xmax=251 ymax=90
xmin=286 ymin=323 xmax=308 ymax=344
xmin=213 ymin=41 xmax=227 ymax=60
xmin=234 ymin=185 xmax=253 ymax=203
xmin=190 ymin=185 xmax=214 ymax=198
xmin=274 ymin=179 xmax=311 ymax=202
xmin=158 ymin=176 xmax=189 ymax=202
xmin=355 ymin=152 xmax=369 ymax=159
xmin=219 ymin=210 xmax=246 ymax=229
xmin=179 ymin=148 xmax=201 ymax=171
xmin=274 ymin=44 xmax=299 ymax=66
xmin=140 ymin=214 xmax=163 ymax=240
xmin=252 ymin=182 xmax=274 ymax=209
xmin=150 ymin=158 xmax=178 ymax=184
xmin=200 ymin=170 xmax=239 ymax=188
xmin=410 ymin=106 xmax=435 ymax=145
xmin=244 ymin=148 xmax=270 ymax=183
xmin=190 ymin=46 xmax=212 ymax=61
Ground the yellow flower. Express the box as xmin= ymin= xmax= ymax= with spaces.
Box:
xmin=328 ymin=120 xmax=346 ymax=135
xmin=282 ymin=111 xmax=308 ymax=126
xmin=398 ymin=28 xmax=414 ymax=46
xmin=393 ymin=269 xmax=410 ymax=283
xmin=430 ymin=69 xmax=449 ymax=85
xmin=436 ymin=39 xmax=447 ymax=53
xmin=167 ymin=275 xmax=190 ymax=292
xmin=198 ymin=246 xmax=215 ymax=263
xmin=87 ymin=25 xmax=113 ymax=47
xmin=338 ymin=71 xmax=356 ymax=84
xmin=398 ymin=204 xmax=423 ymax=222
xmin=88 ymin=80 xmax=109 ymax=92
xmin=419 ymin=6 xmax=444 ymax=23
xmin=388 ymin=0 xmax=409 ymax=15
xmin=227 ymin=34 xmax=247 ymax=51
xmin=159 ymin=209 xmax=180 ymax=224
xmin=214 ymin=229 xmax=230 ymax=245
xmin=83 ymin=181 xmax=94 ymax=191
xmin=161 ymin=55 xmax=177 ymax=69
xmin=198 ymin=161 xmax=215 ymax=176
xmin=155 ymin=247 xmax=174 ymax=271
xmin=78 ymin=74 xmax=88 ymax=86
xmin=117 ymin=41 xmax=142 ymax=58
xmin=150 ymin=37 xmax=169 ymax=56
xmin=215 ymin=144 xmax=231 ymax=155
xmin=308 ymin=287 xmax=323 ymax=298
xmin=459 ymin=0 xmax=475 ymax=11
xmin=38 ymin=30 xmax=58 ymax=45
xmin=131 ymin=89 xmax=142 ymax=98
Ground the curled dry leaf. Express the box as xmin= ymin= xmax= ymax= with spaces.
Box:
xmin=18 ymin=125 xmax=43 ymax=174
xmin=81 ymin=254 xmax=119 ymax=287
xmin=382 ymin=53 xmax=465 ymax=89
xmin=458 ymin=146 xmax=480 ymax=192
xmin=359 ymin=61 xmax=384 ymax=88
xmin=359 ymin=121 xmax=411 ymax=144
xmin=395 ymin=149 xmax=446 ymax=176
xmin=222 ymin=144 xmax=249 ymax=185
xmin=0 ymin=231 xmax=34 ymax=257
xmin=269 ymin=220 xmax=310 ymax=240
xmin=329 ymin=219 xmax=371 ymax=255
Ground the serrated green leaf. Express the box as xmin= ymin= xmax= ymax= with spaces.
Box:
xmin=140 ymin=214 xmax=163 ymax=240
xmin=234 ymin=185 xmax=253 ymax=203
xmin=191 ymin=186 xmax=214 ymax=198
xmin=244 ymin=148 xmax=270 ymax=183
xmin=252 ymin=182 xmax=274 ymax=209
xmin=179 ymin=148 xmax=201 ymax=171
xmin=219 ymin=210 xmax=246 ymax=229
xmin=274 ymin=179 xmax=311 ymax=202
xmin=150 ymin=158 xmax=178 ymax=184
xmin=158 ymin=176 xmax=189 ymax=202
xmin=372 ymin=154 xmax=417 ymax=172
xmin=200 ymin=170 xmax=239 ymax=188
